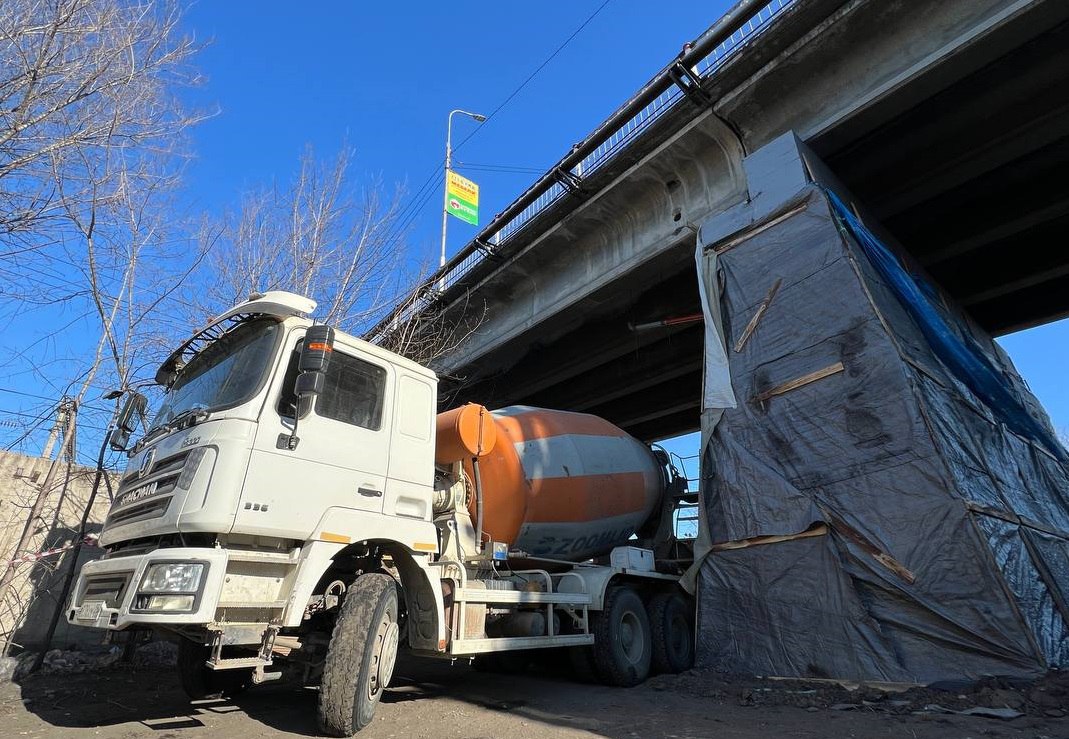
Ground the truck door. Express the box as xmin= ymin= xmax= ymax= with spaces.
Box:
xmin=238 ymin=335 xmax=393 ymax=539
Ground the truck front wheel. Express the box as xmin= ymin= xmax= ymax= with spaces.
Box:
xmin=591 ymin=586 xmax=651 ymax=687
xmin=317 ymin=573 xmax=400 ymax=736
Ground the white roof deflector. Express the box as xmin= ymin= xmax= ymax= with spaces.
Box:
xmin=155 ymin=292 xmax=318 ymax=386
xmin=213 ymin=291 xmax=317 ymax=324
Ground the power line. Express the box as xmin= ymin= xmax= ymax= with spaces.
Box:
xmin=455 ymin=162 xmax=548 ymax=175
xmin=374 ymin=1 xmax=615 ymax=267
xmin=0 ymin=386 xmax=111 ymax=413
xmin=452 ymin=0 xmax=614 ymax=156
xmin=0 ymin=406 xmax=109 ymax=432
xmin=0 ymin=405 xmax=56 ymax=439
xmin=377 ymin=164 xmax=448 ymax=255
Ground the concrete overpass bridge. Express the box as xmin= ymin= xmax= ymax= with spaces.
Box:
xmin=369 ymin=0 xmax=1069 ymax=441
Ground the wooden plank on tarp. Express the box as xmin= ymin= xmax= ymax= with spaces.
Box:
xmin=753 ymin=362 xmax=845 ymax=403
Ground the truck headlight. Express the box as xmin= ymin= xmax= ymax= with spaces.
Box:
xmin=133 ymin=562 xmax=206 ymax=612
xmin=140 ymin=563 xmax=204 ymax=593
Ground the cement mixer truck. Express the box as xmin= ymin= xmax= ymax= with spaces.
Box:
xmin=66 ymin=292 xmax=696 ymax=736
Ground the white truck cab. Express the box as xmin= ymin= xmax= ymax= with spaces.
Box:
xmin=67 ymin=291 xmax=695 ymax=736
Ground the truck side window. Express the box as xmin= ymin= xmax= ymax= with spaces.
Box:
xmin=317 ymin=352 xmax=387 ymax=430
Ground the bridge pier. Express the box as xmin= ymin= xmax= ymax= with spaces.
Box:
xmin=691 ymin=131 xmax=1069 ymax=682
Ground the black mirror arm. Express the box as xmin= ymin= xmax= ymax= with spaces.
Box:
xmin=110 ymin=391 xmax=148 ymax=452
xmin=286 ymin=372 xmax=326 ymax=450
xmin=286 ymin=325 xmax=334 ymax=451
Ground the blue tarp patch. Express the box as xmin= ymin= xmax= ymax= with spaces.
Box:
xmin=826 ymin=190 xmax=1067 ymax=462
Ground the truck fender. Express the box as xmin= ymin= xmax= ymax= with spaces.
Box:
xmin=282 ymin=541 xmax=447 ymax=653
xmin=376 ymin=543 xmax=447 ymax=653
xmin=283 ymin=540 xmax=347 ymax=627
xmin=557 ymin=566 xmax=618 ymax=611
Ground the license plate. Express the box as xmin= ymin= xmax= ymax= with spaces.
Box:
xmin=75 ymin=601 xmax=104 ymax=621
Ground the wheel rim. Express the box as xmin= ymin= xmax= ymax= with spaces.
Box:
xmin=619 ymin=610 xmax=645 ymax=664
xmin=367 ymin=616 xmax=399 ymax=700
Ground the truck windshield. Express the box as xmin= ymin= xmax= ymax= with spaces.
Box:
xmin=150 ymin=316 xmax=282 ymax=431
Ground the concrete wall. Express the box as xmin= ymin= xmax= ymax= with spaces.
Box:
xmin=0 ymin=451 xmax=114 ymax=652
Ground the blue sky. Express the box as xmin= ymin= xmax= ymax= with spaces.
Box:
xmin=176 ymin=2 xmax=734 ymax=260
xmin=1 ymin=1 xmax=1066 ymax=459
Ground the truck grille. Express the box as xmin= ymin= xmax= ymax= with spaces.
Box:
xmin=80 ymin=572 xmax=132 ymax=608
xmin=148 ymin=450 xmax=191 ymax=477
xmin=106 ymin=494 xmax=173 ymax=527
xmin=107 ymin=449 xmax=203 ymax=530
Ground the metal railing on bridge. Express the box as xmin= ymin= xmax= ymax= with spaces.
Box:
xmin=366 ymin=0 xmax=794 ymax=346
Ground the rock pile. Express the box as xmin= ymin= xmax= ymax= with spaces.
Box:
xmin=0 ymin=639 xmax=179 ymax=682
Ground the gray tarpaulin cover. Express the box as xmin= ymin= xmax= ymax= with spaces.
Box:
xmin=694 ymin=166 xmax=1069 ymax=683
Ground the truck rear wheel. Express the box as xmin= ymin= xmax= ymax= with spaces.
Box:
xmin=591 ymin=586 xmax=651 ymax=687
xmin=648 ymin=591 xmax=694 ymax=674
xmin=176 ymin=640 xmax=252 ymax=700
xmin=317 ymin=573 xmax=400 ymax=736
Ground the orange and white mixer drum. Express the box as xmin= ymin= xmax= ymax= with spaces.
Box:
xmin=460 ymin=406 xmax=665 ymax=561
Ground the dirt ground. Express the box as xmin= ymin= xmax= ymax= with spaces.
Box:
xmin=2 ymin=655 xmax=1068 ymax=739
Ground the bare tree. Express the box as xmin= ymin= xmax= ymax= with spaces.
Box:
xmin=0 ymin=0 xmax=203 ymax=254
xmin=192 ymin=145 xmax=407 ymax=336
xmin=0 ymin=153 xmax=214 ymax=649
xmin=373 ymin=285 xmax=487 ymax=369
xmin=0 ymin=0 xmax=208 ymax=435
xmin=0 ymin=0 xmax=209 ymax=648
xmin=193 ymin=143 xmax=488 ymax=369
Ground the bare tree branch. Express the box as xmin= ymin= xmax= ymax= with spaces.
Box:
xmin=189 ymin=144 xmax=410 ymax=336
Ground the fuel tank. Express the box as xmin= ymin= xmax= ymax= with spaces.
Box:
xmin=436 ymin=405 xmax=666 ymax=562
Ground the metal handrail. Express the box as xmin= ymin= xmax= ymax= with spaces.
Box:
xmin=366 ymin=0 xmax=794 ymax=345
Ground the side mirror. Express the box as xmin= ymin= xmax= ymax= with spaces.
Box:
xmin=294 ymin=325 xmax=334 ymax=417
xmin=109 ymin=391 xmax=147 ymax=451
xmin=299 ymin=325 xmax=335 ymax=373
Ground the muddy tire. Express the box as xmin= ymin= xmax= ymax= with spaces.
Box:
xmin=648 ymin=591 xmax=694 ymax=674
xmin=591 ymin=586 xmax=651 ymax=687
xmin=176 ymin=639 xmax=252 ymax=700
xmin=317 ymin=573 xmax=400 ymax=736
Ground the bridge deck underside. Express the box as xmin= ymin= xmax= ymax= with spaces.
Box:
xmin=450 ymin=264 xmax=704 ymax=442
xmin=443 ymin=12 xmax=1069 ymax=443
xmin=818 ymin=18 xmax=1069 ymax=335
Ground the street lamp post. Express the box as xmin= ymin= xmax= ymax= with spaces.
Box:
xmin=440 ymin=109 xmax=486 ymax=273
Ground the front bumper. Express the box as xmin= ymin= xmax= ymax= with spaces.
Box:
xmin=67 ymin=547 xmax=228 ymax=630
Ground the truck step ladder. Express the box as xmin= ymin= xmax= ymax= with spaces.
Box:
xmin=206 ymin=625 xmax=278 ymax=670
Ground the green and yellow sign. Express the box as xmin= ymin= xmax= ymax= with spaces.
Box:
xmin=446 ymin=171 xmax=479 ymax=226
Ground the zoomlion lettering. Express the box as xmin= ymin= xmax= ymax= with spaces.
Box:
xmin=530 ymin=526 xmax=635 ymax=558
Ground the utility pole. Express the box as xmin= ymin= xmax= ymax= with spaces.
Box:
xmin=34 ymin=408 xmax=115 ymax=670
xmin=0 ymin=400 xmax=78 ymax=625
xmin=439 ymin=109 xmax=486 ymax=275
xmin=41 ymin=397 xmax=75 ymax=461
